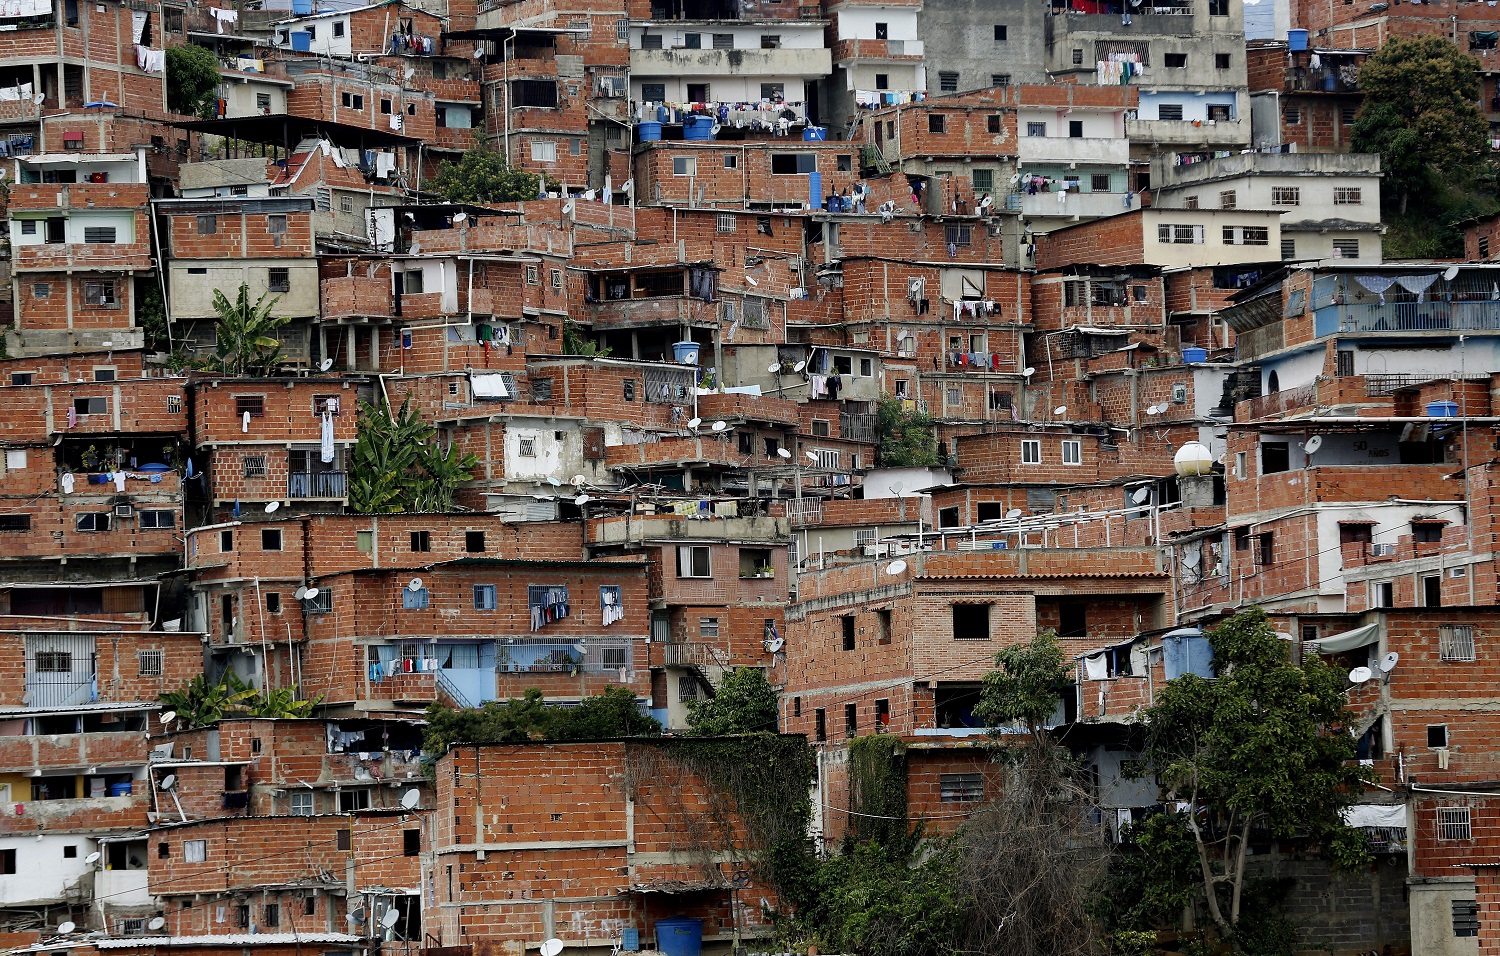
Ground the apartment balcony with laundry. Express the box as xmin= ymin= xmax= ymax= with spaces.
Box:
xmin=1310 ymin=269 xmax=1500 ymax=337
xmin=630 ymin=24 xmax=832 ymax=79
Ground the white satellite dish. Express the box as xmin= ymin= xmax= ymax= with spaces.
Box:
xmin=1305 ymin=435 xmax=1323 ymax=454
xmin=745 ymin=275 xmax=758 ymax=286
xmin=1054 ymin=406 xmax=1068 ymax=416
xmin=765 ymin=637 xmax=784 ymax=653
xmin=148 ymin=917 xmax=165 ymax=930
xmin=294 ymin=586 xmax=309 ymax=601
xmin=1147 ymin=405 xmax=1162 ymax=415
xmin=380 ymin=909 xmax=401 ymax=930
xmin=400 ymin=789 xmax=421 ymax=810
xmin=347 ymin=911 xmax=364 ymax=924
xmin=776 ymin=448 xmax=792 ymax=459
xmin=546 ymin=476 xmax=562 ymax=487
xmin=540 ymin=941 xmax=564 ymax=956
xmin=85 ymin=852 xmax=101 ymax=865
xmin=1444 ymin=265 xmax=1461 ymax=281
xmin=159 ymin=774 xmax=177 ymax=791
xmin=687 ymin=417 xmax=702 ymax=429
xmin=805 ymin=450 xmax=819 ymax=462
xmin=403 ymin=67 xmax=415 ymax=80
xmin=886 ymin=559 xmax=908 ymax=575
xmin=768 ymin=362 xmax=783 ymax=374
xmin=320 ymin=358 xmax=334 ymax=372
xmin=472 ymin=46 xmax=484 ymax=57
xmin=57 ymin=923 xmax=75 ymax=935
xmin=1131 ymin=487 xmax=1151 ymax=504
xmin=793 ymin=361 xmax=807 ymax=372
xmin=265 ymin=500 xmax=280 ymax=513
xmin=1005 ymin=508 xmax=1023 ymax=519
xmin=407 ymin=577 xmax=424 ymax=592
xmin=160 ymin=710 xmax=177 ymax=724
xmin=1023 ymin=366 xmax=1036 ymax=377
xmin=1348 ymin=666 xmax=1373 ymax=684
xmin=571 ymin=475 xmax=587 ymax=486
xmin=562 ymin=201 xmax=574 ymax=215
xmin=710 ymin=421 xmax=727 ymax=432
xmin=451 ymin=211 xmax=467 ymax=223
xmin=1379 ymin=652 xmax=1400 ymax=673
xmin=574 ymin=494 xmax=591 ymax=505
xmin=303 ymin=587 xmax=321 ymax=601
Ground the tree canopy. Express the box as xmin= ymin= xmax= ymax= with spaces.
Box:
xmin=166 ymin=44 xmax=223 ymax=119
xmin=428 ymin=146 xmax=544 ymax=205
xmin=160 ymin=673 xmax=320 ymax=728
xmin=973 ymin=629 xmax=1069 ymax=743
xmin=1132 ymin=608 xmax=1373 ymax=946
xmin=423 ymin=686 xmax=661 ymax=754
xmin=201 ymin=284 xmax=289 ymax=376
xmin=684 ymin=666 xmax=779 ymax=735
xmin=876 ymin=395 xmax=941 ymax=467
xmin=1352 ymin=35 xmax=1490 ymax=228
xmin=348 ymin=397 xmax=479 ymax=513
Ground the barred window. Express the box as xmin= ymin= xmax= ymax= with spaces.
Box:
xmin=139 ymin=649 xmax=164 ymax=677
xmin=1439 ymin=625 xmax=1477 ymax=662
xmin=716 ymin=213 xmax=737 ymax=234
xmin=1454 ymin=900 xmax=1480 ymax=937
xmin=1437 ymin=806 xmax=1473 ymax=841
xmin=940 ymin=773 xmax=984 ymax=802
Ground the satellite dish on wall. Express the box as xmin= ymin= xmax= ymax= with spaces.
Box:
xmin=776 ymin=448 xmax=792 ymax=459
xmin=710 ymin=421 xmax=727 ymax=432
xmin=574 ymin=494 xmax=591 ymax=505
xmin=1348 ymin=666 xmax=1373 ymax=684
xmin=1005 ymin=508 xmax=1023 ymax=519
xmin=1444 ymin=265 xmax=1461 ymax=281
xmin=57 ymin=923 xmax=75 ymax=935
xmin=265 ymin=501 xmax=280 ymax=513
xmin=1131 ymin=487 xmax=1152 ymax=504
xmin=159 ymin=775 xmax=177 ymax=791
xmin=686 ymin=417 xmax=702 ymax=429
xmin=85 ymin=852 xmax=101 ymax=865
xmin=793 ymin=360 xmax=807 ymax=372
xmin=160 ymin=711 xmax=177 ymax=725
xmin=302 ymin=587 xmax=321 ymax=601
xmin=764 ymin=637 xmax=784 ymax=653
xmin=294 ymin=587 xmax=309 ymax=601
xmin=400 ymin=789 xmax=421 ymax=810
xmin=320 ymin=358 xmax=334 ymax=372
xmin=1379 ymin=652 xmax=1400 ymax=673
xmin=451 ymin=211 xmax=467 ymax=223
xmin=886 ymin=559 xmax=908 ymax=575
xmin=407 ymin=577 xmax=424 ymax=592
xmin=1023 ymin=367 xmax=1035 ymax=377
xmin=805 ymin=450 xmax=819 ymax=462
xmin=380 ymin=909 xmax=401 ymax=930
xmin=1054 ymin=405 xmax=1068 ymax=416
xmin=1304 ymin=435 xmax=1323 ymax=454
xmin=540 ymin=941 xmax=564 ymax=956
xmin=571 ymin=475 xmax=587 ymax=486
xmin=768 ymin=362 xmax=783 ymax=374
xmin=1146 ymin=404 xmax=1162 ymax=415
xmin=148 ymin=917 xmax=166 ymax=931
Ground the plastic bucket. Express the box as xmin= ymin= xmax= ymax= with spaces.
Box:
xmin=672 ymin=341 xmax=700 ymax=364
xmin=291 ymin=0 xmax=313 ymax=13
xmin=654 ymin=919 xmax=703 ymax=956
xmin=638 ymin=121 xmax=662 ymax=142
xmin=108 ymin=782 xmax=132 ymax=796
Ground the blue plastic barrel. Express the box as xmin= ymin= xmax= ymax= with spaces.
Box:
xmin=290 ymin=31 xmax=312 ymax=51
xmin=808 ymin=170 xmax=821 ymax=210
xmin=683 ymin=115 xmax=715 ymax=140
xmin=655 ymin=919 xmax=703 ymax=956
xmin=1287 ymin=28 xmax=1309 ymax=50
xmin=108 ymin=782 xmax=132 ymax=796
xmin=1428 ymin=400 xmax=1460 ymax=417
xmin=1183 ymin=347 xmax=1207 ymax=364
xmin=291 ymin=0 xmax=313 ymax=13
xmin=672 ymin=340 xmax=700 ymax=364
xmin=803 ymin=125 xmax=827 ymax=141
xmin=638 ymin=121 xmax=662 ymax=142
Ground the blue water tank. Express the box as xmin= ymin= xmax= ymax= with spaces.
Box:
xmin=655 ymin=919 xmax=703 ymax=956
xmin=638 ymin=121 xmax=662 ymax=142
xmin=808 ymin=170 xmax=822 ymax=210
xmin=289 ymin=31 xmax=312 ymax=51
xmin=1162 ymin=629 xmax=1214 ymax=680
xmin=1287 ymin=28 xmax=1309 ymax=50
xmin=1183 ymin=347 xmax=1208 ymax=364
xmin=1428 ymin=400 xmax=1460 ymax=417
xmin=291 ymin=0 xmax=313 ymax=13
xmin=108 ymin=782 xmax=133 ymax=796
xmin=803 ymin=125 xmax=827 ymax=141
xmin=672 ymin=340 xmax=700 ymax=364
xmin=683 ymin=115 xmax=715 ymax=140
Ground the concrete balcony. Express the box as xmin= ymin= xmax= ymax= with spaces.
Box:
xmin=586 ymin=512 xmax=789 ymax=546
xmin=1126 ymin=117 xmax=1248 ymax=147
xmin=13 ymin=243 xmax=153 ymax=272
xmin=0 ymin=731 xmax=148 ymax=774
xmin=9 ymin=183 xmax=150 ymax=211
xmin=321 ymin=276 xmax=392 ymax=319
xmin=695 ymin=391 xmax=800 ymax=426
xmin=1010 ymin=190 xmax=1131 ymax=220
xmin=1016 ymin=135 xmax=1128 ymax=166
xmin=1053 ymin=9 xmax=1196 ymax=34
xmin=604 ymin=436 xmax=756 ymax=470
xmin=831 ymin=37 xmax=924 ymax=61
xmin=582 ymin=295 xmax=719 ymax=330
xmin=630 ymin=46 xmax=832 ymax=78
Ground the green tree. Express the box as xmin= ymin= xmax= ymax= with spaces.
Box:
xmin=1352 ymin=35 xmax=1488 ymax=215
xmin=685 ymin=667 xmax=779 ymax=736
xmin=973 ymin=629 xmax=1069 ymax=744
xmin=166 ymin=44 xmax=223 ymax=119
xmin=428 ymin=144 xmax=543 ymax=205
xmin=1135 ymin=608 xmax=1373 ymax=947
xmin=348 ymin=397 xmax=478 ymax=514
xmin=875 ymin=395 xmax=941 ymax=467
xmin=160 ymin=673 xmax=320 ymax=728
xmin=423 ymin=687 xmax=660 ymax=755
xmin=200 ymin=284 xmax=289 ymax=376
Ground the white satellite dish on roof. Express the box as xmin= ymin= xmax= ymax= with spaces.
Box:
xmin=407 ymin=577 xmax=424 ymax=592
xmin=159 ymin=774 xmax=177 ymax=791
xmin=546 ymin=476 xmax=562 ymax=487
xmin=793 ymin=360 xmax=807 ymax=372
xmin=265 ymin=501 xmax=280 ymax=513
xmin=57 ymin=922 xmax=75 ymax=935
xmin=777 ymin=448 xmax=792 ymax=459
xmin=687 ymin=417 xmax=701 ymax=429
xmin=160 ymin=711 xmax=177 ymax=725
xmin=1005 ymin=508 xmax=1022 ymax=519
xmin=1131 ymin=487 xmax=1151 ymax=504
xmin=381 ymin=909 xmax=401 ymax=930
xmin=303 ymin=587 xmax=321 ymax=601
xmin=1380 ymin=652 xmax=1400 ymax=673
xmin=540 ymin=940 xmax=564 ymax=956
xmin=768 ymin=362 xmax=783 ymax=374
xmin=765 ymin=636 xmax=784 ymax=653
xmin=571 ymin=475 xmax=587 ymax=486
xmin=574 ymin=494 xmax=591 ymax=505
xmin=294 ymin=586 xmax=309 ymax=601
xmin=1023 ymin=367 xmax=1035 ymax=377
xmin=401 ymin=789 xmax=421 ymax=810
xmin=85 ymin=852 xmax=101 ymax=865
xmin=320 ymin=358 xmax=334 ymax=372
xmin=710 ymin=421 xmax=727 ymax=432
xmin=1445 ymin=265 xmax=1461 ymax=281
xmin=1348 ymin=666 xmax=1373 ymax=684
xmin=1305 ymin=435 xmax=1323 ymax=454
xmin=451 ymin=212 xmax=466 ymax=223
xmin=886 ymin=559 xmax=907 ymax=575
xmin=148 ymin=917 xmax=166 ymax=931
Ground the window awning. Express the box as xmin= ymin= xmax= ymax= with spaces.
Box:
xmin=1309 ymin=622 xmax=1379 ymax=654
xmin=1343 ymin=804 xmax=1405 ymax=829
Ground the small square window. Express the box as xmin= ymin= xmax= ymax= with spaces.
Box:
xmin=197 ymin=215 xmax=217 ymax=235
xmin=1021 ymin=439 xmax=1041 ymax=464
xmin=1428 ymin=724 xmax=1449 ymax=748
xmin=929 ymin=114 xmax=948 ymax=133
xmin=138 ymin=649 xmax=163 ymax=677
xmin=993 ymin=24 xmax=1007 ymax=40
xmin=357 ymin=530 xmax=373 ymax=552
xmin=1215 ymin=52 xmax=1230 ymax=68
xmin=261 ymin=529 xmax=283 ymax=551
xmin=938 ymin=72 xmax=959 ymax=92
xmin=241 ymin=454 xmax=267 ymax=479
xmin=410 ymin=530 xmax=431 ymax=552
xmin=474 ymin=585 xmax=497 ymax=610
xmin=466 ymin=531 xmax=486 ymax=553
xmin=184 ymin=840 xmax=207 ymax=863
xmin=1164 ymin=53 xmax=1187 ymax=68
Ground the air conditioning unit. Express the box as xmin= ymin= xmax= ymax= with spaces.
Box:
xmin=113 ymin=503 xmax=134 ymax=518
xmin=1371 ymin=543 xmax=1397 ymax=556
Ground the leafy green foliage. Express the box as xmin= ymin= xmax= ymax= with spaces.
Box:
xmin=1091 ymin=812 xmax=1201 ymax=933
xmin=788 ymin=835 xmax=965 ymax=956
xmin=847 ymin=734 xmax=909 ymax=845
xmin=875 ymin=395 xmax=941 ymax=467
xmin=428 ymin=145 xmax=544 ymax=205
xmin=1352 ymin=35 xmax=1491 ymax=232
xmin=134 ymin=278 xmax=169 ymax=353
xmin=423 ymin=686 xmax=660 ymax=754
xmin=973 ymin=629 xmax=1069 ymax=742
xmin=160 ymin=673 xmax=320 ymax=729
xmin=166 ymin=44 xmax=222 ymax=119
xmin=348 ymin=397 xmax=479 ymax=513
xmin=684 ymin=667 xmax=779 ymax=735
xmin=562 ymin=320 xmax=611 ymax=357
xmin=199 ymin=284 xmax=289 ymax=376
xmin=1134 ymin=608 xmax=1374 ymax=942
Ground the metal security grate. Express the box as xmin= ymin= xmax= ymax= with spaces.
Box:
xmin=1438 ymin=806 xmax=1473 ymax=841
xmin=1440 ymin=626 xmax=1477 ymax=662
